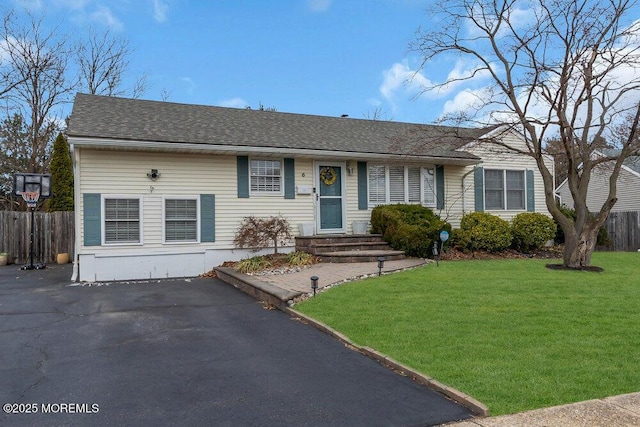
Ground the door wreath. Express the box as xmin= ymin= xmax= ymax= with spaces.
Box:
xmin=320 ymin=167 xmax=337 ymax=185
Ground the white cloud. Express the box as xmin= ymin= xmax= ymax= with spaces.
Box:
xmin=218 ymin=97 xmax=248 ymax=109
xmin=153 ymin=0 xmax=169 ymax=23
xmin=441 ymin=88 xmax=490 ymax=116
xmin=380 ymin=60 xmax=433 ymax=102
xmin=307 ymin=0 xmax=332 ymax=13
xmin=90 ymin=6 xmax=124 ymax=31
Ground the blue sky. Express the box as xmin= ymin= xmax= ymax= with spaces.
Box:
xmin=8 ymin=0 xmax=462 ymax=124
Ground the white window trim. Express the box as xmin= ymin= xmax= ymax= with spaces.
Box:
xmin=484 ymin=169 xmax=526 ymax=211
xmin=368 ymin=165 xmax=436 ymax=207
xmin=162 ymin=196 xmax=200 ymax=244
xmin=102 ymin=195 xmax=144 ymax=246
xmin=249 ymin=158 xmax=283 ymax=196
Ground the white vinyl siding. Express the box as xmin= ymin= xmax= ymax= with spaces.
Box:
xmin=485 ymin=169 xmax=525 ymax=210
xmin=250 ymin=159 xmax=281 ymax=194
xmin=103 ymin=197 xmax=141 ymax=244
xmin=164 ymin=197 xmax=198 ymax=243
xmin=368 ymin=165 xmax=436 ymax=207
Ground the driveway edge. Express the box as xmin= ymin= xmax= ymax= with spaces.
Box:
xmin=286 ymin=307 xmax=490 ymax=418
xmin=215 ymin=267 xmax=301 ymax=310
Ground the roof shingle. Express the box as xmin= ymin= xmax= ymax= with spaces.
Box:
xmin=67 ymin=93 xmax=492 ymax=161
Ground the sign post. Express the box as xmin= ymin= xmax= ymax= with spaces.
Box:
xmin=433 ymin=230 xmax=450 ymax=267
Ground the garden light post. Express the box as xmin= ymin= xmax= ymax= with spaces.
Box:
xmin=377 ymin=256 xmax=385 ymax=276
xmin=310 ymin=276 xmax=319 ymax=296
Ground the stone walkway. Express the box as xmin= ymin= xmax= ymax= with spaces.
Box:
xmin=252 ymin=258 xmax=427 ymax=293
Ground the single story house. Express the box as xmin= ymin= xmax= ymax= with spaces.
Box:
xmin=67 ymin=93 xmax=552 ymax=281
xmin=555 ymin=150 xmax=640 ymax=212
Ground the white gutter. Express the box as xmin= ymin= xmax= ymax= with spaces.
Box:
xmin=68 ymin=137 xmax=483 ymax=166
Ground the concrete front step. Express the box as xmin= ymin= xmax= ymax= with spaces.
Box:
xmin=296 ymin=234 xmax=385 ymax=251
xmin=311 ymin=241 xmax=392 ymax=253
xmin=317 ymin=250 xmax=406 ymax=263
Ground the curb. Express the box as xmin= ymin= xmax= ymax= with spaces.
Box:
xmin=286 ymin=307 xmax=490 ymax=418
xmin=215 ymin=267 xmax=301 ymax=310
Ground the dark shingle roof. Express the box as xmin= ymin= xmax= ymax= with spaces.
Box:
xmin=68 ymin=93 xmax=491 ymax=161
xmin=599 ymin=149 xmax=640 ymax=174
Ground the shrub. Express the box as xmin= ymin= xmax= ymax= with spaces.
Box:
xmin=459 ymin=212 xmax=512 ymax=252
xmin=46 ymin=133 xmax=74 ymax=212
xmin=233 ymin=215 xmax=293 ymax=254
xmin=511 ymin=212 xmax=556 ymax=251
xmin=553 ymin=204 xmax=611 ymax=248
xmin=450 ymin=228 xmax=472 ymax=253
xmin=371 ymin=204 xmax=450 ymax=258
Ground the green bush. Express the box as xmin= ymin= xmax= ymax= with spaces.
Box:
xmin=553 ymin=204 xmax=611 ymax=248
xmin=458 ymin=212 xmax=512 ymax=252
xmin=450 ymin=228 xmax=472 ymax=253
xmin=511 ymin=212 xmax=556 ymax=251
xmin=371 ymin=204 xmax=450 ymax=258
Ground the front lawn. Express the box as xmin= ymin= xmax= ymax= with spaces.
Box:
xmin=295 ymin=252 xmax=640 ymax=415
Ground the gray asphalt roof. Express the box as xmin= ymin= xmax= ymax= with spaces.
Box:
xmin=67 ymin=93 xmax=491 ymax=160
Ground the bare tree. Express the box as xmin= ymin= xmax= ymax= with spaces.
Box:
xmin=363 ymin=106 xmax=392 ymax=121
xmin=4 ymin=13 xmax=75 ymax=174
xmin=0 ymin=12 xmax=26 ymax=100
xmin=412 ymin=0 xmax=640 ymax=269
xmin=76 ymin=28 xmax=147 ymax=98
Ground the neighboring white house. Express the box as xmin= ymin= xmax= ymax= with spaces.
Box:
xmin=67 ymin=93 xmax=552 ymax=282
xmin=555 ymin=151 xmax=640 ymax=213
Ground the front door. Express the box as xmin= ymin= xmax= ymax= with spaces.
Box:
xmin=316 ymin=163 xmax=345 ymax=233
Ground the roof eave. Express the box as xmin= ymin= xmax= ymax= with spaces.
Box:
xmin=68 ymin=137 xmax=482 ymax=166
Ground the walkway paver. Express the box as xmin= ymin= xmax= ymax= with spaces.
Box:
xmin=253 ymin=258 xmax=427 ymax=293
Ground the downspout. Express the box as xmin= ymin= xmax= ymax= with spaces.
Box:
xmin=70 ymin=144 xmax=80 ymax=282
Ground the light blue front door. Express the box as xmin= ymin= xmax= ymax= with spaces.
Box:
xmin=318 ymin=165 xmax=344 ymax=232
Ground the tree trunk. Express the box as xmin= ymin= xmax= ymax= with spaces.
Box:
xmin=563 ymin=225 xmax=599 ymax=268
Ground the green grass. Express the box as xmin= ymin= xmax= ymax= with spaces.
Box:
xmin=295 ymin=252 xmax=640 ymax=415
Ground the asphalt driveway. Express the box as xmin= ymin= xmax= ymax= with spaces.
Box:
xmin=0 ymin=264 xmax=472 ymax=426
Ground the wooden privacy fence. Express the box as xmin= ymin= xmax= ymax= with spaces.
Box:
xmin=604 ymin=210 xmax=640 ymax=252
xmin=0 ymin=211 xmax=74 ymax=265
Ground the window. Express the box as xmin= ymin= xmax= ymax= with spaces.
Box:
xmin=368 ymin=165 xmax=386 ymax=204
xmin=250 ymin=159 xmax=281 ymax=194
xmin=104 ymin=197 xmax=141 ymax=244
xmin=484 ymin=169 xmax=525 ymax=210
xmin=368 ymin=165 xmax=436 ymax=206
xmin=164 ymin=198 xmax=198 ymax=242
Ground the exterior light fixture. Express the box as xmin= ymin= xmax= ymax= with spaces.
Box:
xmin=147 ymin=169 xmax=160 ymax=180
xmin=377 ymin=256 xmax=385 ymax=276
xmin=311 ymin=276 xmax=319 ymax=296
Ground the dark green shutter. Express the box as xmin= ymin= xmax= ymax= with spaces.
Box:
xmin=474 ymin=167 xmax=484 ymax=212
xmin=284 ymin=158 xmax=295 ymax=199
xmin=526 ymin=170 xmax=535 ymax=212
xmin=201 ymin=194 xmax=215 ymax=242
xmin=237 ymin=156 xmax=249 ymax=198
xmin=83 ymin=193 xmax=101 ymax=246
xmin=357 ymin=161 xmax=368 ymax=210
xmin=436 ymin=165 xmax=445 ymax=210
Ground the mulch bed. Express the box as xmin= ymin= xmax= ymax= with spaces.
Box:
xmin=440 ymin=246 xmax=564 ymax=261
